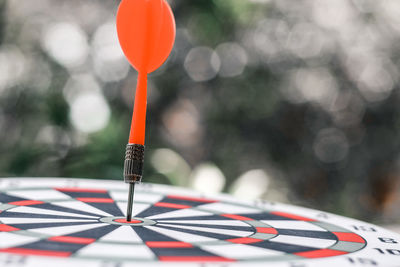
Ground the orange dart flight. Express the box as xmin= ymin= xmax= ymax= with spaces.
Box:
xmin=116 ymin=0 xmax=176 ymax=221
xmin=117 ymin=0 xmax=176 ymax=145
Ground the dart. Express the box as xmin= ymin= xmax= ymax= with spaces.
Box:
xmin=116 ymin=0 xmax=176 ymax=221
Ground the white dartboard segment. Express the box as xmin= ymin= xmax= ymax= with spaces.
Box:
xmin=7 ymin=206 xmax=99 ymax=219
xmin=29 ymin=223 xmax=108 ymax=236
xmin=6 ymin=189 xmax=72 ymax=201
xmin=52 ymin=200 xmax=113 ymax=217
xmin=99 ymin=225 xmax=143 ymax=243
xmin=145 ymin=225 xmax=219 ymax=243
xmin=0 ymin=177 xmax=399 ymax=267
xmin=156 ymin=223 xmax=253 ymax=237
xmin=156 ymin=219 xmax=249 ymax=227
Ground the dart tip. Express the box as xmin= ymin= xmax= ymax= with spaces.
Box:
xmin=126 ymin=183 xmax=135 ymax=221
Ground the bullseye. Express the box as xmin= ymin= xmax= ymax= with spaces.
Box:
xmin=99 ymin=216 xmax=157 ymax=226
xmin=114 ymin=218 xmax=142 ymax=224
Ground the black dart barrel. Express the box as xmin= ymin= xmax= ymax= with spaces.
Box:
xmin=124 ymin=144 xmax=145 ymax=221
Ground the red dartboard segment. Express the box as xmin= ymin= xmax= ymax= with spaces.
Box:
xmin=226 ymin=237 xmax=264 ymax=244
xmin=75 ymin=198 xmax=114 ymax=203
xmin=159 ymin=256 xmax=235 ymax=262
xmin=333 ymin=232 xmax=365 ymax=243
xmin=220 ymin=214 xmax=254 ymax=221
xmin=146 ymin=241 xmax=193 ymax=248
xmin=8 ymin=200 xmax=44 ymax=206
xmin=0 ymin=224 xmax=20 ymax=232
xmin=0 ymin=248 xmax=72 ymax=257
xmin=256 ymin=227 xmax=278 ymax=234
xmin=48 ymin=236 xmax=96 ymax=245
xmin=154 ymin=202 xmax=191 ymax=209
xmin=294 ymin=249 xmax=348 ymax=258
xmin=167 ymin=195 xmax=217 ymax=203
xmin=270 ymin=211 xmax=316 ymax=221
xmin=54 ymin=187 xmax=107 ymax=193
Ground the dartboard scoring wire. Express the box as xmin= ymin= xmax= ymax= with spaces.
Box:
xmin=116 ymin=0 xmax=176 ymax=221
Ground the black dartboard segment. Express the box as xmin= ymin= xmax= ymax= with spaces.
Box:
xmin=0 ymin=178 xmax=399 ymax=267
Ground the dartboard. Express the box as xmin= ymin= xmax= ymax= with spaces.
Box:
xmin=0 ymin=178 xmax=399 ymax=267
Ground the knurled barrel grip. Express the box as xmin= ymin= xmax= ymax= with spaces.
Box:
xmin=124 ymin=144 xmax=145 ymax=184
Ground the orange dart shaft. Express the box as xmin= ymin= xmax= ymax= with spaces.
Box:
xmin=129 ymin=71 xmax=147 ymax=145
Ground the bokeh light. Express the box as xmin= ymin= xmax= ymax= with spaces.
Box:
xmin=42 ymin=23 xmax=89 ymax=68
xmin=70 ymin=92 xmax=110 ymax=134
xmin=184 ymin=47 xmax=220 ymax=82
xmin=190 ymin=163 xmax=226 ymax=194
xmin=230 ymin=169 xmax=269 ymax=200
xmin=216 ymin=42 xmax=248 ymax=78
xmin=92 ymin=21 xmax=130 ymax=82
xmin=0 ymin=45 xmax=26 ymax=92
xmin=313 ymin=128 xmax=349 ymax=164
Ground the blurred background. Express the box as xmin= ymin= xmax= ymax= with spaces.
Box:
xmin=0 ymin=0 xmax=399 ymax=230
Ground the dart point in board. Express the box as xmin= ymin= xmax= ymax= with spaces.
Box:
xmin=116 ymin=0 xmax=176 ymax=221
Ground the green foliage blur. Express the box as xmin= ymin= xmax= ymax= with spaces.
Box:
xmin=0 ymin=0 xmax=399 ymax=225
